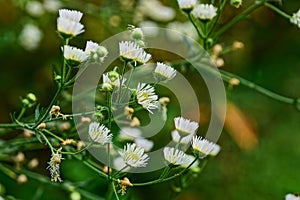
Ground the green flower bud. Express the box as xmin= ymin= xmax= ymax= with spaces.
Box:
xmin=136 ymin=40 xmax=145 ymax=48
xmin=26 ymin=93 xmax=37 ymax=102
xmin=97 ymin=46 xmax=108 ymax=58
xmin=108 ymin=71 xmax=119 ymax=82
xmin=131 ymin=28 xmax=143 ymax=41
xmin=70 ymin=192 xmax=81 ymax=200
xmin=55 ymin=75 xmax=61 ymax=81
xmin=22 ymin=99 xmax=30 ymax=107
xmin=102 ymin=83 xmax=113 ymax=91
xmin=231 ymin=0 xmax=242 ymax=8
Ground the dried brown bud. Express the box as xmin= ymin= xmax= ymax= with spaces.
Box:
xmin=37 ymin=122 xmax=46 ymax=130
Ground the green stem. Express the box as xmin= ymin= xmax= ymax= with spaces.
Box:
xmin=118 ymin=61 xmax=128 ymax=103
xmin=133 ymin=157 xmax=201 ymax=187
xmin=219 ymin=69 xmax=294 ymax=104
xmin=188 ymin=13 xmax=205 ymax=39
xmin=0 ymin=123 xmax=23 ymax=129
xmin=264 ymin=2 xmax=291 ymax=19
xmin=38 ymin=131 xmax=55 ymax=154
xmin=16 ymin=107 xmax=27 ymax=121
xmin=32 ymin=85 xmax=62 ymax=129
xmin=214 ymin=2 xmax=263 ymax=39
xmin=207 ymin=0 xmax=228 ymax=38
xmin=112 ymin=182 xmax=120 ymax=200
xmin=43 ymin=129 xmax=64 ymax=142
xmin=61 ymin=38 xmax=69 ymax=85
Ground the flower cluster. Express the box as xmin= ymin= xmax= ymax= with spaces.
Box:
xmin=47 ymin=151 xmax=63 ymax=182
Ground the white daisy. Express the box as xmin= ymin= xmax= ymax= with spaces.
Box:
xmin=192 ymin=4 xmax=218 ymax=21
xmin=63 ymin=45 xmax=88 ymax=66
xmin=119 ymin=143 xmax=149 ymax=167
xmin=191 ymin=136 xmax=217 ymax=157
xmin=163 ymin=147 xmax=189 ymax=166
xmin=57 ymin=9 xmax=84 ymax=37
xmin=88 ymin=122 xmax=112 ymax=145
xmin=291 ymin=9 xmax=300 ymax=28
xmin=85 ymin=40 xmax=100 ymax=54
xmin=119 ymin=41 xmax=151 ymax=65
xmin=286 ymin=194 xmax=300 ymax=200
xmin=154 ymin=62 xmax=177 ymax=82
xmin=174 ymin=117 xmax=199 ymax=135
xmin=177 ymin=0 xmax=196 ymax=11
xmin=136 ymin=83 xmax=158 ymax=114
xmin=135 ymin=138 xmax=154 ymax=152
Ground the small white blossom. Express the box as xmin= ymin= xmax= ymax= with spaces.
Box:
xmin=136 ymin=83 xmax=158 ymax=114
xmin=135 ymin=138 xmax=154 ymax=152
xmin=113 ymin=156 xmax=130 ymax=172
xmin=174 ymin=117 xmax=199 ymax=135
xmin=177 ymin=0 xmax=196 ymax=11
xmin=154 ymin=62 xmax=177 ymax=82
xmin=192 ymin=4 xmax=217 ymax=21
xmin=57 ymin=9 xmax=84 ymax=37
xmin=47 ymin=151 xmax=63 ymax=182
xmin=119 ymin=143 xmax=149 ymax=167
xmin=19 ymin=24 xmax=43 ymax=51
xmin=43 ymin=0 xmax=62 ymax=12
xmin=163 ymin=147 xmax=189 ymax=166
xmin=286 ymin=194 xmax=300 ymax=200
xmin=63 ymin=45 xmax=88 ymax=65
xmin=138 ymin=0 xmax=175 ymax=22
xmin=26 ymin=1 xmax=44 ymax=16
xmin=119 ymin=41 xmax=151 ymax=65
xmin=88 ymin=122 xmax=112 ymax=145
xmin=191 ymin=136 xmax=217 ymax=157
xmin=102 ymin=72 xmax=125 ymax=90
xmin=291 ymin=9 xmax=300 ymax=28
xmin=85 ymin=40 xmax=100 ymax=54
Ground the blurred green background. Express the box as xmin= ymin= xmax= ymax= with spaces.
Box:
xmin=0 ymin=0 xmax=300 ymax=199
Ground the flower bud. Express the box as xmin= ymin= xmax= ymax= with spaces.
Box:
xmin=231 ymin=0 xmax=242 ymax=8
xmin=131 ymin=28 xmax=143 ymax=41
xmin=26 ymin=93 xmax=37 ymax=103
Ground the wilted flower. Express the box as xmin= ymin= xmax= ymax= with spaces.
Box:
xmin=163 ymin=147 xmax=189 ymax=166
xmin=192 ymin=4 xmax=217 ymax=21
xmin=136 ymin=83 xmax=158 ymax=114
xmin=47 ymin=151 xmax=63 ymax=182
xmin=119 ymin=143 xmax=149 ymax=167
xmin=88 ymin=122 xmax=112 ymax=145
xmin=154 ymin=62 xmax=177 ymax=82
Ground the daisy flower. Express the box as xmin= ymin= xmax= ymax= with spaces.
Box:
xmin=119 ymin=143 xmax=149 ymax=167
xmin=286 ymin=193 xmax=300 ymax=200
xmin=57 ymin=9 xmax=84 ymax=37
xmin=174 ymin=116 xmax=199 ymax=135
xmin=136 ymin=83 xmax=158 ymax=114
xmin=192 ymin=4 xmax=217 ymax=21
xmin=177 ymin=0 xmax=196 ymax=12
xmin=163 ymin=147 xmax=189 ymax=166
xmin=88 ymin=122 xmax=112 ymax=145
xmin=154 ymin=62 xmax=177 ymax=82
xmin=63 ymin=45 xmax=88 ymax=66
xmin=119 ymin=41 xmax=151 ymax=65
xmin=191 ymin=136 xmax=217 ymax=157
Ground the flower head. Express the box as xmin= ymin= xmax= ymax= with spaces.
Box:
xmin=291 ymin=9 xmax=300 ymax=28
xmin=177 ymin=0 xmax=196 ymax=12
xmin=174 ymin=117 xmax=199 ymax=135
xmin=63 ymin=45 xmax=88 ymax=66
xmin=119 ymin=41 xmax=151 ymax=65
xmin=119 ymin=143 xmax=149 ymax=167
xmin=135 ymin=138 xmax=154 ymax=152
xmin=136 ymin=83 xmax=158 ymax=114
xmin=102 ymin=72 xmax=125 ymax=91
xmin=192 ymin=4 xmax=217 ymax=21
xmin=163 ymin=147 xmax=189 ymax=166
xmin=154 ymin=62 xmax=177 ymax=82
xmin=88 ymin=122 xmax=112 ymax=145
xmin=57 ymin=9 xmax=84 ymax=38
xmin=286 ymin=193 xmax=300 ymax=200
xmin=191 ymin=136 xmax=217 ymax=157
xmin=47 ymin=151 xmax=63 ymax=182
